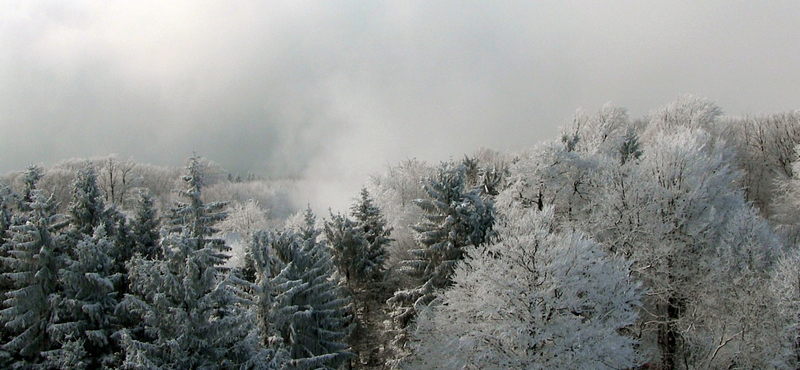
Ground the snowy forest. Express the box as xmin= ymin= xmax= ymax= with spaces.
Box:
xmin=3 ymin=95 xmax=800 ymax=369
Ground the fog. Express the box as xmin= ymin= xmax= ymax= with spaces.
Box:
xmin=2 ymin=1 xmax=799 ymax=212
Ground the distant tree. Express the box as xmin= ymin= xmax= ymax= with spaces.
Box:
xmin=726 ymin=111 xmax=800 ymax=214
xmin=618 ymin=127 xmax=643 ymax=165
xmin=405 ymin=206 xmax=643 ymax=369
xmin=18 ymin=165 xmax=43 ymax=212
xmin=500 ymin=139 xmax=598 ymax=220
xmin=325 ymin=190 xmax=390 ymax=292
xmin=0 ymin=191 xmax=64 ymax=365
xmin=97 ymin=155 xmax=136 ymax=206
xmin=66 ymin=164 xmax=106 ymax=236
xmin=644 ymin=94 xmax=723 ymax=139
xmin=218 ymin=199 xmax=270 ymax=271
xmin=349 ymin=188 xmax=391 ymax=284
xmin=128 ymin=189 xmax=160 ymax=260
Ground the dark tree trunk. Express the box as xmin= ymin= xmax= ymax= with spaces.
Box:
xmin=658 ymin=294 xmax=683 ymax=370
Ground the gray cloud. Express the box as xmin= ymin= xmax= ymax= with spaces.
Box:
xmin=2 ymin=1 xmax=799 ymax=211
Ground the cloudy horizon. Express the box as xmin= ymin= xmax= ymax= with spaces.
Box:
xmin=2 ymin=1 xmax=799 ymax=212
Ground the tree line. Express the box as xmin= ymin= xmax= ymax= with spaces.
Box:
xmin=2 ymin=95 xmax=800 ymax=369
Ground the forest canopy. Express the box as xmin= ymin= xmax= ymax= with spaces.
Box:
xmin=0 ymin=96 xmax=799 ymax=369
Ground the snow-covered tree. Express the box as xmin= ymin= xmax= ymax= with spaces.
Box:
xmin=387 ymin=162 xmax=494 ymax=364
xmin=97 ymin=154 xmax=136 ymax=206
xmin=246 ymin=230 xmax=282 ymax=345
xmin=771 ymin=248 xmax=800 ymax=369
xmin=349 ymin=188 xmax=391 ymax=284
xmin=0 ymin=190 xmax=64 ymax=364
xmin=582 ymin=121 xmax=784 ymax=368
xmin=325 ymin=189 xmax=391 ymax=291
xmin=400 ymin=162 xmax=494 ymax=297
xmin=47 ymin=225 xmax=120 ymax=369
xmin=501 ymin=139 xmax=599 ymax=221
xmin=0 ymin=184 xmax=14 ymax=238
xmin=166 ymin=155 xmax=229 ymax=244
xmin=67 ymin=164 xmax=106 ymax=236
xmin=128 ymin=189 xmax=160 ymax=260
xmin=678 ymin=205 xmax=782 ymax=369
xmin=366 ymin=159 xmax=434 ymax=274
xmin=118 ymin=155 xmax=252 ymax=369
xmin=270 ymin=211 xmax=353 ymax=369
xmin=325 ymin=212 xmax=368 ymax=285
xmin=618 ymin=126 xmax=643 ymax=165
xmin=644 ymin=94 xmax=723 ymax=140
xmin=17 ymin=165 xmax=43 ymax=212
xmin=405 ymin=206 xmax=642 ymax=369
xmin=218 ymin=199 xmax=270 ymax=270
xmin=771 ymin=145 xmax=800 ymax=243
xmin=64 ymin=163 xmax=137 ymax=288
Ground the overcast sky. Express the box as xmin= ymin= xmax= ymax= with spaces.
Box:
xmin=2 ymin=1 xmax=799 ymax=211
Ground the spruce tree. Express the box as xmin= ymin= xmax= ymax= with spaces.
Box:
xmin=325 ymin=188 xmax=391 ymax=304
xmin=325 ymin=212 xmax=368 ymax=286
xmin=47 ymin=225 xmax=120 ymax=369
xmin=67 ymin=164 xmax=105 ymax=236
xmin=349 ymin=188 xmax=391 ymax=284
xmin=271 ymin=210 xmax=353 ymax=369
xmin=129 ymin=189 xmax=160 ymax=260
xmin=387 ymin=162 xmax=494 ymax=365
xmin=0 ymin=184 xmax=13 ymax=239
xmin=0 ymin=191 xmax=64 ymax=365
xmin=396 ymin=162 xmax=494 ymax=301
xmin=18 ymin=165 xmax=43 ymax=212
xmin=119 ymin=155 xmax=252 ymax=369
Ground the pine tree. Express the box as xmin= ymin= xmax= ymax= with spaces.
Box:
xmin=271 ymin=210 xmax=353 ymax=369
xmin=247 ymin=231 xmax=281 ymax=345
xmin=129 ymin=189 xmax=160 ymax=260
xmin=0 ymin=184 xmax=13 ymax=239
xmin=349 ymin=187 xmax=391 ymax=284
xmin=118 ymin=155 xmax=252 ymax=369
xmin=618 ymin=127 xmax=643 ymax=165
xmin=18 ymin=165 xmax=43 ymax=212
xmin=387 ymin=162 xmax=494 ymax=365
xmin=325 ymin=212 xmax=367 ymax=286
xmin=394 ymin=162 xmax=494 ymax=306
xmin=67 ymin=164 xmax=106 ymax=236
xmin=64 ymin=164 xmax=138 ymax=306
xmin=47 ymin=225 xmax=120 ymax=369
xmin=166 ymin=155 xmax=228 ymax=245
xmin=0 ymin=190 xmax=64 ymax=364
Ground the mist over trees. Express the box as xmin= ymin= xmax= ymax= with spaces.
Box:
xmin=0 ymin=96 xmax=799 ymax=369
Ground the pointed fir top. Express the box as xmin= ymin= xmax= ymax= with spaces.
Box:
xmin=350 ymin=187 xmax=378 ymax=222
xmin=182 ymin=153 xmax=208 ymax=194
xmin=20 ymin=165 xmax=43 ymax=209
xmin=68 ymin=162 xmax=106 ymax=234
xmin=22 ymin=165 xmax=43 ymax=191
xmin=299 ymin=206 xmax=318 ymax=241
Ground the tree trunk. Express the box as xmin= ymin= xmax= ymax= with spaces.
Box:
xmin=658 ymin=294 xmax=683 ymax=370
